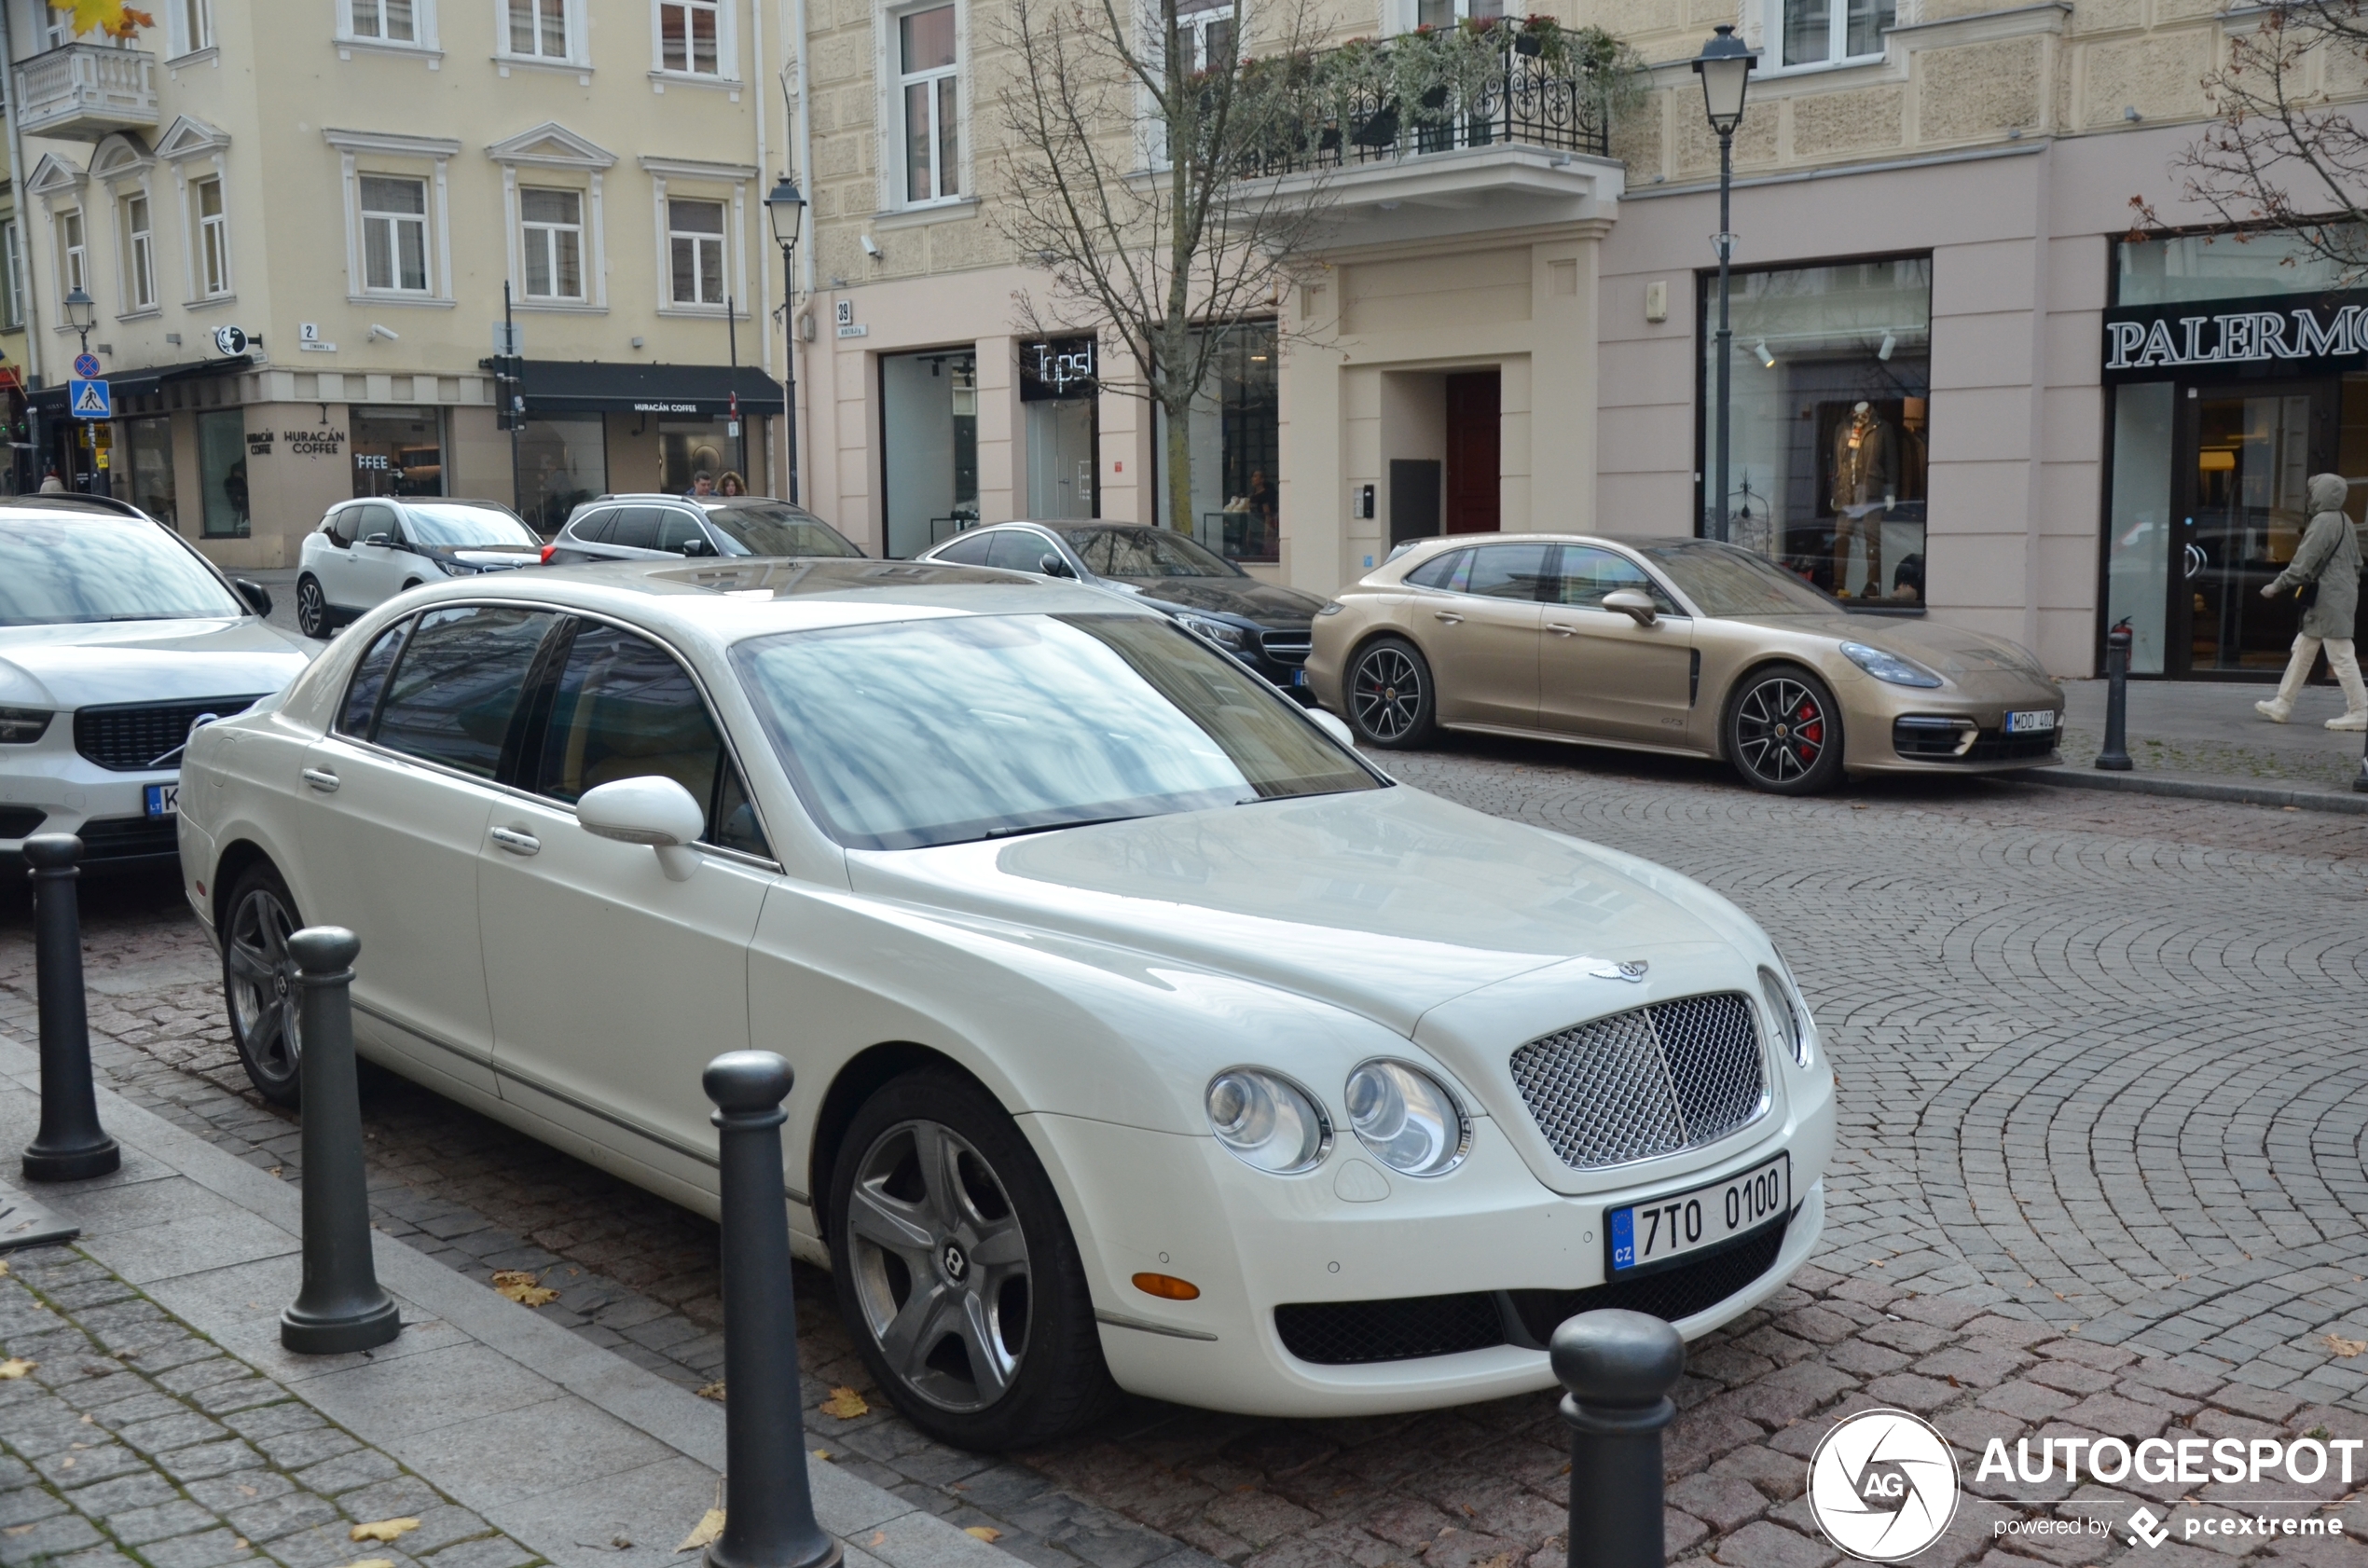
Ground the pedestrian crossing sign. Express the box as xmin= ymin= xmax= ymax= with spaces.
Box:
xmin=70 ymin=378 xmax=109 ymax=420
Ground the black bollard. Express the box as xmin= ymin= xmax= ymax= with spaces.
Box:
xmin=280 ymin=927 xmax=401 ymax=1355
xmin=1554 ymin=1309 xmax=1687 ymax=1568
xmin=704 ymin=1052 xmax=840 ymax=1568
xmin=21 ymin=834 xmax=118 ymax=1182
xmin=2095 ymin=622 xmax=2133 ymax=772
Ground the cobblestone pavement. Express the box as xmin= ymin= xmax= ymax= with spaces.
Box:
xmin=7 ymin=737 xmax=2368 ymax=1568
xmin=0 ymin=1244 xmax=541 ymax=1568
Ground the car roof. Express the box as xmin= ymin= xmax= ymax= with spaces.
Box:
xmin=0 ymin=493 xmax=156 ymax=522
xmin=578 ymin=493 xmax=823 ymax=514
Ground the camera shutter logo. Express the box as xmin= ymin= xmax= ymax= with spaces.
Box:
xmin=1807 ymin=1409 xmax=1961 ymax=1561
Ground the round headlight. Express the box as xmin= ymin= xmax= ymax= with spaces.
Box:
xmin=1205 ymin=1068 xmax=1329 ymax=1174
xmin=1759 ymin=965 xmax=1812 ymax=1067
xmin=1342 ymin=1060 xmax=1468 ymax=1176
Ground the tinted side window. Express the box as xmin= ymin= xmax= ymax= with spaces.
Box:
xmin=932 ymin=532 xmax=995 ymax=567
xmin=609 ymin=508 xmax=663 ymax=551
xmin=337 ymin=617 xmax=412 ymax=736
xmin=373 ymin=606 xmax=559 ymax=777
xmin=712 ymin=762 xmax=771 ymax=857
xmin=327 ymin=507 xmax=363 ymax=547
xmin=1552 ymin=546 xmax=1679 ymax=612
xmin=1467 ymin=544 xmax=1552 ymax=601
xmin=358 ymin=503 xmax=399 ymax=542
xmin=571 ymin=508 xmax=618 ymax=543
xmin=655 ymin=511 xmax=707 ymax=553
xmin=530 ymin=621 xmax=744 ymax=846
xmin=985 ymin=530 xmax=1055 ymax=573
xmin=1404 ymin=548 xmax=1471 ymax=591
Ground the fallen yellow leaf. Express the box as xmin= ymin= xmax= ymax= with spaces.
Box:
xmin=2327 ymin=1334 xmax=2366 ymax=1359
xmin=676 ymin=1508 xmax=725 ymax=1553
xmin=695 ymin=1382 xmax=725 ymax=1401
xmin=0 ymin=1259 xmax=11 ymax=1277
xmin=0 ymin=1358 xmax=34 ymax=1380
xmin=337 ymin=1559 xmax=396 ymax=1568
xmin=489 ymin=1271 xmax=559 ymax=1307
xmin=350 ymin=1519 xmax=420 ymax=1544
xmin=811 ymin=1450 xmax=832 ymax=1462
xmin=819 ymin=1386 xmax=869 ymax=1420
xmin=964 ymin=1527 xmax=1001 ymax=1543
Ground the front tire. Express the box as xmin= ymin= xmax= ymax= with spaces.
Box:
xmin=828 ymin=1069 xmax=1115 ymax=1450
xmin=222 ymin=862 xmax=305 ymax=1106
xmin=1725 ymin=663 xmax=1845 ymax=794
xmin=296 ymin=574 xmax=332 ymax=640
xmin=1345 ymin=636 xmax=1436 ymax=749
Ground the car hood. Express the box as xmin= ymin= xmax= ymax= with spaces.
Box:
xmin=423 ymin=545 xmax=539 ymax=570
xmin=1107 ymin=575 xmax=1326 ymax=625
xmin=0 ymin=617 xmax=313 ymax=708
xmin=1726 ymin=611 xmax=2054 ymax=681
xmin=846 ymin=785 xmax=1759 ymax=1041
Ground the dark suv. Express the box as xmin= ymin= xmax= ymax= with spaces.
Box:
xmin=548 ymin=495 xmax=864 ymax=563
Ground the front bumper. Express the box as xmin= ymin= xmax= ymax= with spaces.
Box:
xmin=1838 ymin=674 xmax=2064 ymax=776
xmin=1026 ymin=1073 xmax=1833 ymax=1417
xmin=1 ymin=751 xmax=184 ymax=873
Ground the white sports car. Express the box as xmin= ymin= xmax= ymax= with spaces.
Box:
xmin=176 ymin=557 xmax=1834 ymax=1447
xmin=0 ymin=501 xmax=313 ymax=872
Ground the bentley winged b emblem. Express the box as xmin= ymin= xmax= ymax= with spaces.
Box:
xmin=1586 ymin=959 xmax=1650 ymax=983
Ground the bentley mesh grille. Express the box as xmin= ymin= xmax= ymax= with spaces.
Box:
xmin=1509 ymin=992 xmax=1768 ymax=1169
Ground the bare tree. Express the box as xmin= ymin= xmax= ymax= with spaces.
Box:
xmin=995 ymin=0 xmax=1330 ymax=535
xmin=2148 ymin=1 xmax=2368 ymax=274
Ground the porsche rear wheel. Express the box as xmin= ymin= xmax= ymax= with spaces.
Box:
xmin=1346 ymin=637 xmax=1435 ymax=749
xmin=1726 ymin=664 xmax=1844 ymax=795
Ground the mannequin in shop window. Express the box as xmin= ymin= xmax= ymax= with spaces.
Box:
xmin=2254 ymin=471 xmax=2365 ymax=731
xmin=1830 ymin=401 xmax=1893 ymax=598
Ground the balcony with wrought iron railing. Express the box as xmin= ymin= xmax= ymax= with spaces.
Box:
xmin=13 ymin=41 xmax=158 ymax=142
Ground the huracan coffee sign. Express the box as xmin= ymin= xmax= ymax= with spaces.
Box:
xmin=2101 ymin=289 xmax=2368 ymax=384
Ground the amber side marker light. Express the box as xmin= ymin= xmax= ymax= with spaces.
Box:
xmin=1132 ymin=1272 xmax=1200 ymax=1300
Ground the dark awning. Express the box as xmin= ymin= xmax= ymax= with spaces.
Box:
xmin=520 ymin=361 xmax=785 ymax=418
xmin=27 ymin=356 xmax=243 ymax=412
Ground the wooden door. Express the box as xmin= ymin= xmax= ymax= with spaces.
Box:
xmin=1444 ymin=371 xmax=1500 ymax=534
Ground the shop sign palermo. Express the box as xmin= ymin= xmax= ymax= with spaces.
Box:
xmin=2102 ymin=288 xmax=2368 ymax=384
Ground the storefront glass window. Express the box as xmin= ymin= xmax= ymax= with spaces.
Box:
xmin=660 ymin=419 xmax=756 ymax=494
xmin=1700 ymin=256 xmax=1931 ymax=605
xmin=351 ymin=406 xmax=445 ymax=498
xmin=196 ymin=408 xmax=247 ymax=538
xmin=881 ymin=348 xmax=977 ymax=557
xmin=2105 ymin=382 xmax=2173 ymax=675
xmin=517 ymin=415 xmax=605 ymax=532
xmin=2116 ymin=231 xmax=2364 ymax=307
xmin=1021 ymin=336 xmax=1096 ymax=520
xmin=125 ymin=415 xmax=176 ymax=531
xmin=1151 ymin=321 xmax=1279 ymax=563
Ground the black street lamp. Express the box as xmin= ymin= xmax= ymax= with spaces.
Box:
xmin=1692 ymin=24 xmax=1754 ymax=546
xmin=764 ymin=174 xmax=806 ymax=506
xmin=62 ymin=285 xmax=94 ymax=353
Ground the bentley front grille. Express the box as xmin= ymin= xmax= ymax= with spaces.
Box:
xmin=1508 ymin=992 xmax=1769 ymax=1169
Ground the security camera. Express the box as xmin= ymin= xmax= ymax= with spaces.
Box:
xmin=860 ymin=234 xmax=883 ymax=259
xmin=368 ymin=323 xmax=400 ymax=342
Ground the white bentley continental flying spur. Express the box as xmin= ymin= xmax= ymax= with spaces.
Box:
xmin=175 ymin=557 xmax=1836 ymax=1448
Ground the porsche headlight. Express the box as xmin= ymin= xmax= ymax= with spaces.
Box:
xmin=1177 ymin=614 xmax=1248 ymax=653
xmin=1343 ymin=1060 xmax=1468 ymax=1176
xmin=1840 ymin=640 xmax=1943 ymax=688
xmin=1205 ymin=1068 xmax=1329 ymax=1174
xmin=1760 ymin=962 xmax=1815 ymax=1067
xmin=0 ymin=707 xmax=51 ymax=744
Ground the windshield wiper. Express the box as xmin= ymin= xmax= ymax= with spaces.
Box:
xmin=982 ymin=812 xmax=1150 ymax=840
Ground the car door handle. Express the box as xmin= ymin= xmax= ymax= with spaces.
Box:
xmin=1433 ymin=611 xmax=1464 ymax=625
xmin=301 ymin=768 xmax=339 ymax=793
xmin=1547 ymin=623 xmax=1576 ymax=637
xmin=489 ymin=827 xmax=541 ymax=856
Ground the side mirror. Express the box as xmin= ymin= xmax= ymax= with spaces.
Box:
xmin=1308 ymin=708 xmax=1356 ymax=748
xmin=576 ymin=776 xmax=706 ymax=882
xmin=362 ymin=532 xmax=392 ymax=548
xmin=233 ymin=580 xmax=272 ymax=618
xmin=680 ymin=537 xmax=715 ymax=557
xmin=1038 ymin=553 xmax=1075 ymax=579
xmin=1602 ymin=588 xmax=1659 ymax=627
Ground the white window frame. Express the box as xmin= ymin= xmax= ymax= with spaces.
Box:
xmin=1 ymin=223 xmax=24 ymax=333
xmin=195 ymin=175 xmax=230 ymax=298
xmin=492 ymin=124 xmax=613 ymax=311
xmin=651 ymin=0 xmax=736 ymax=82
xmin=58 ymin=208 xmax=86 ymax=302
xmin=885 ymin=0 xmax=963 ymax=210
xmin=336 ymin=0 xmax=441 ymax=57
xmin=324 ymin=130 xmax=460 ymax=307
xmin=666 ymin=196 xmax=725 ymax=307
xmin=518 ymin=186 xmax=585 ymax=301
xmin=169 ymin=0 xmax=215 ymax=57
xmin=120 ymin=189 xmax=157 ymax=313
xmin=497 ymin=0 xmax=587 ymax=69
xmin=639 ymin=157 xmax=754 ymax=318
xmin=358 ymin=172 xmax=430 ymax=293
xmin=1760 ymin=0 xmax=1897 ymax=75
xmin=157 ymin=116 xmax=235 ymax=306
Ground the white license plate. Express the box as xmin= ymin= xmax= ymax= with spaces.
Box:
xmin=145 ymin=782 xmax=179 ymax=818
xmin=2004 ymin=709 xmax=2058 ymax=734
xmin=1608 ymin=1154 xmax=1790 ymax=1274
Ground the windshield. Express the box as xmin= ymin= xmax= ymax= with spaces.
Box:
xmin=733 ymin=612 xmax=1378 ymax=849
xmin=1067 ymin=527 xmax=1243 ymax=579
xmin=403 ymin=504 xmax=538 ymax=548
xmin=0 ymin=516 xmax=245 ymax=626
xmin=706 ymin=504 xmax=863 ymax=558
xmin=1633 ymin=542 xmax=1840 ymax=618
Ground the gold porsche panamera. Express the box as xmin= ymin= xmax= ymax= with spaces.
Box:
xmin=1305 ymin=535 xmax=2066 ymax=793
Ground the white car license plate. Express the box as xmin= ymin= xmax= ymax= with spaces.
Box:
xmin=2004 ymin=709 xmax=2057 ymax=735
xmin=145 ymin=782 xmax=179 ymax=818
xmin=1608 ymin=1155 xmax=1790 ymax=1274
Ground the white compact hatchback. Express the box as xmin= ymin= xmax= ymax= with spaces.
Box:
xmin=295 ymin=498 xmax=542 ymax=639
xmin=0 ymin=501 xmax=312 ymax=872
xmin=177 ymin=557 xmax=1834 ymax=1447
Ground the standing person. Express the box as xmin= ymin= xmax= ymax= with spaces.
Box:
xmin=37 ymin=468 xmax=63 ymax=494
xmin=717 ymin=471 xmax=746 ymax=497
xmin=2255 ymin=471 xmax=2366 ymax=731
xmin=684 ymin=471 xmax=715 ymax=500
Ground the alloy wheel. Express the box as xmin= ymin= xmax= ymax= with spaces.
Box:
xmin=1734 ymin=677 xmax=1829 ymax=786
xmin=226 ymin=887 xmax=301 ymax=1088
xmin=846 ymin=1119 xmax=1033 ymax=1413
xmin=296 ymin=577 xmax=328 ymax=639
xmin=1351 ymin=646 xmax=1425 ymax=741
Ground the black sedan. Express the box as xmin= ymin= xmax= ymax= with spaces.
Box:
xmin=916 ymin=521 xmax=1324 ymax=695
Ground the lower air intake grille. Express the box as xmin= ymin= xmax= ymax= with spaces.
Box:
xmin=1509 ymin=993 xmax=1769 ymax=1169
xmin=74 ymin=816 xmax=181 ymax=861
xmin=1506 ymin=1213 xmax=1791 ymax=1346
xmin=74 ymin=695 xmax=265 ymax=772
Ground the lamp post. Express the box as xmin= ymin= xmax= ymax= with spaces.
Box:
xmin=764 ymin=174 xmax=806 ymax=506
xmin=1692 ymin=25 xmax=1754 ymax=546
xmin=61 ymin=286 xmax=95 ymax=491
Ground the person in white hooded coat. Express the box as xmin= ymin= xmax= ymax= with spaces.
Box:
xmin=2255 ymin=472 xmax=2366 ymax=731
